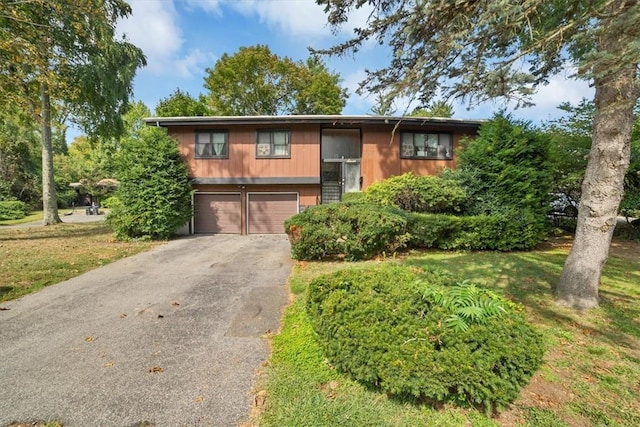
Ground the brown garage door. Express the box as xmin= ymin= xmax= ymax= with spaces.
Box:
xmin=248 ymin=193 xmax=298 ymax=234
xmin=194 ymin=193 xmax=241 ymax=234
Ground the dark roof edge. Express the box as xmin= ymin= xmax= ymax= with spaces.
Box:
xmin=144 ymin=115 xmax=486 ymax=128
xmin=193 ymin=177 xmax=320 ymax=185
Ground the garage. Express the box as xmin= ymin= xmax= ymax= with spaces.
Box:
xmin=247 ymin=193 xmax=298 ymax=234
xmin=194 ymin=193 xmax=241 ymax=234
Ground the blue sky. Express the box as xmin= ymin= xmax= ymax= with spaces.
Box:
xmin=115 ymin=0 xmax=594 ymax=122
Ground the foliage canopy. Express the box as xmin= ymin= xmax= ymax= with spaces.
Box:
xmin=204 ymin=45 xmax=347 ymax=115
xmin=155 ymin=88 xmax=209 ymax=117
xmin=314 ymin=0 xmax=640 ymax=308
xmin=107 ymin=103 xmax=192 ymax=240
xmin=0 ymin=0 xmax=146 ymax=224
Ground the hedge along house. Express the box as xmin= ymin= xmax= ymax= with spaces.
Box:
xmin=144 ymin=115 xmax=483 ymax=235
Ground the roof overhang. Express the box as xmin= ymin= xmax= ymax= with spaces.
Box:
xmin=143 ymin=115 xmax=486 ymax=130
xmin=193 ymin=177 xmax=320 ymax=185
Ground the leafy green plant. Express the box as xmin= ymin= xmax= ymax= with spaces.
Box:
xmin=340 ymin=191 xmax=365 ymax=203
xmin=98 ymin=195 xmax=119 ymax=209
xmin=108 ymin=121 xmax=192 ymax=240
xmin=455 ymin=114 xmax=553 ymax=221
xmin=407 ymin=212 xmax=545 ymax=251
xmin=418 ymin=280 xmax=509 ymax=332
xmin=0 ymin=200 xmax=30 ymax=220
xmin=364 ymin=172 xmax=466 ymax=214
xmin=306 ymin=264 xmax=545 ymax=413
xmin=285 ymin=202 xmax=410 ymax=260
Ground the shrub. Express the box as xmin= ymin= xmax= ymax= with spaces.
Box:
xmin=0 ymin=200 xmax=30 ymax=220
xmin=107 ymin=127 xmax=193 ymax=240
xmin=306 ymin=264 xmax=544 ymax=412
xmin=340 ymin=191 xmax=366 ymax=203
xmin=99 ymin=195 xmax=119 ymax=209
xmin=285 ymin=202 xmax=410 ymax=261
xmin=364 ymin=172 xmax=466 ymax=214
xmin=407 ymin=212 xmax=546 ymax=251
xmin=455 ymin=114 xmax=553 ymax=219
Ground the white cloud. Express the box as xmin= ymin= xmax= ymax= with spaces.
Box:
xmin=341 ymin=68 xmax=369 ymax=113
xmin=524 ymin=75 xmax=593 ymax=121
xmin=175 ymin=48 xmax=217 ymax=79
xmin=183 ymin=0 xmax=224 ymax=15
xmin=184 ymin=0 xmax=373 ymax=40
xmin=117 ymin=0 xmax=213 ymax=79
xmin=228 ymin=0 xmax=332 ymax=38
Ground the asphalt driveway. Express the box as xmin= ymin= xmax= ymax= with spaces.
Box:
xmin=0 ymin=234 xmax=292 ymax=427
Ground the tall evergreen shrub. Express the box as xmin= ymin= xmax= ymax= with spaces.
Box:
xmin=108 ymin=127 xmax=192 ymax=239
xmin=455 ymin=114 xmax=553 ymax=243
xmin=456 ymin=114 xmax=553 ymax=218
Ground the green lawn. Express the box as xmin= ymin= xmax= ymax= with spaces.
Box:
xmin=0 ymin=209 xmax=75 ymax=225
xmin=0 ymin=222 xmax=161 ymax=303
xmin=250 ymin=238 xmax=640 ymax=427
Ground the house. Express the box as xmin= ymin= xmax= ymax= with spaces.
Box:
xmin=144 ymin=115 xmax=483 ymax=235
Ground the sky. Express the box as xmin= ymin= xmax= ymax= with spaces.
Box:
xmin=113 ymin=0 xmax=595 ymax=123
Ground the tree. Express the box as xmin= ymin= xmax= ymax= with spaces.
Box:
xmin=369 ymin=91 xmax=397 ymax=115
xmin=108 ymin=102 xmax=192 ymax=239
xmin=544 ymin=100 xmax=594 ymax=204
xmin=315 ymin=0 xmax=640 ymax=309
xmin=545 ymin=99 xmax=640 ymax=219
xmin=0 ymin=0 xmax=146 ymax=225
xmin=0 ymin=107 xmax=40 ymax=205
xmin=292 ymin=57 xmax=348 ymax=114
xmin=203 ymin=45 xmax=347 ymax=115
xmin=54 ymin=135 xmax=115 ymax=207
xmin=455 ymin=114 xmax=553 ymax=240
xmin=155 ymin=88 xmax=209 ymax=117
xmin=408 ymin=100 xmax=454 ymax=118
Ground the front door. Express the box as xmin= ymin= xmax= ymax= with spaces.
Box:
xmin=321 ymin=129 xmax=361 ymax=203
xmin=321 ymin=159 xmax=362 ymax=203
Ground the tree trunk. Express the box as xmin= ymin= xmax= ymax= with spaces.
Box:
xmin=555 ymin=66 xmax=638 ymax=308
xmin=40 ymin=82 xmax=61 ymax=225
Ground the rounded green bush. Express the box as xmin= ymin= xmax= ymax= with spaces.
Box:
xmin=364 ymin=172 xmax=467 ymax=214
xmin=285 ymin=202 xmax=410 ymax=261
xmin=306 ymin=265 xmax=544 ymax=412
xmin=0 ymin=200 xmax=30 ymax=220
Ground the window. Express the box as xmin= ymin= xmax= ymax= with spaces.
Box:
xmin=256 ymin=130 xmax=290 ymax=158
xmin=400 ymin=132 xmax=453 ymax=160
xmin=195 ymin=131 xmax=228 ymax=158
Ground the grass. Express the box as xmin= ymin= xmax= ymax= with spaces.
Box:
xmin=0 ymin=209 xmax=75 ymax=225
xmin=0 ymin=222 xmax=161 ymax=302
xmin=249 ymin=237 xmax=640 ymax=427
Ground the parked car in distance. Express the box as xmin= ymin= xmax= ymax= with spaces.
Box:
xmin=550 ymin=193 xmax=579 ymax=217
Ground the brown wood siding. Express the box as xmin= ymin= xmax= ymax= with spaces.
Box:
xmin=169 ymin=124 xmax=321 ymax=180
xmin=247 ymin=193 xmax=298 ymax=234
xmin=194 ymin=184 xmax=319 ymax=234
xmin=193 ymin=193 xmax=241 ymax=234
xmin=359 ymin=124 xmax=473 ymax=189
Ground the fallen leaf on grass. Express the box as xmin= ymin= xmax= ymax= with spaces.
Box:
xmin=254 ymin=390 xmax=267 ymax=406
xmin=148 ymin=367 xmax=164 ymax=373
